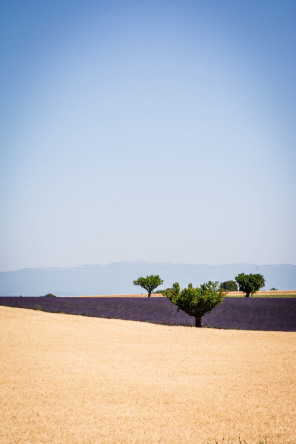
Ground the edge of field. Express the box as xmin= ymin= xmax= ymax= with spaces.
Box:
xmin=73 ymin=290 xmax=296 ymax=298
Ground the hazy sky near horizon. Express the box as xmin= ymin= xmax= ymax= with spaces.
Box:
xmin=1 ymin=0 xmax=295 ymax=271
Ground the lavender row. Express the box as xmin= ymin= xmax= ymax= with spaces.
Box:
xmin=0 ymin=297 xmax=295 ymax=331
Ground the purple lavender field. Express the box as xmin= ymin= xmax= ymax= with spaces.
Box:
xmin=0 ymin=297 xmax=295 ymax=331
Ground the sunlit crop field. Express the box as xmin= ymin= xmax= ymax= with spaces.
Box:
xmin=1 ymin=306 xmax=295 ymax=444
xmin=75 ymin=291 xmax=296 ymax=298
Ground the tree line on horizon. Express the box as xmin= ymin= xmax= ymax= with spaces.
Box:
xmin=133 ymin=273 xmax=266 ymax=328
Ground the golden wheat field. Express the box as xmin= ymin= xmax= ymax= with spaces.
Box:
xmin=75 ymin=290 xmax=296 ymax=298
xmin=1 ymin=306 xmax=296 ymax=444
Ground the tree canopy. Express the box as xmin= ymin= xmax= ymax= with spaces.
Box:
xmin=162 ymin=281 xmax=226 ymax=327
xmin=235 ymin=273 xmax=265 ymax=297
xmin=133 ymin=275 xmax=164 ymax=297
xmin=220 ymin=280 xmax=238 ymax=291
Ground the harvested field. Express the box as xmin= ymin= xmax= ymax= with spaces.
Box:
xmin=226 ymin=290 xmax=296 ymax=297
xmin=67 ymin=291 xmax=296 ymax=297
xmin=0 ymin=306 xmax=295 ymax=444
xmin=1 ymin=296 xmax=296 ymax=331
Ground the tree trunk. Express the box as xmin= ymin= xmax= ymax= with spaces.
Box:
xmin=195 ymin=316 xmax=202 ymax=327
xmin=148 ymin=291 xmax=151 ymax=298
xmin=246 ymin=292 xmax=250 ymax=298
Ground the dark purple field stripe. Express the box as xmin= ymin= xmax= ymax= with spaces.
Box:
xmin=0 ymin=297 xmax=295 ymax=331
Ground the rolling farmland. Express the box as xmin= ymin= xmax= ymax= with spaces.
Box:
xmin=0 ymin=306 xmax=295 ymax=443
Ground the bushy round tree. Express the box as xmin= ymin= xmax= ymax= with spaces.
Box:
xmin=163 ymin=281 xmax=226 ymax=327
xmin=133 ymin=275 xmax=164 ymax=297
xmin=235 ymin=273 xmax=265 ymax=297
xmin=220 ymin=280 xmax=238 ymax=291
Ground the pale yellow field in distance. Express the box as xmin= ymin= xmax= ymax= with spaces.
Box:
xmin=73 ymin=290 xmax=296 ymax=297
xmin=1 ymin=306 xmax=296 ymax=444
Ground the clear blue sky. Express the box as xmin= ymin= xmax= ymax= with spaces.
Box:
xmin=1 ymin=0 xmax=295 ymax=271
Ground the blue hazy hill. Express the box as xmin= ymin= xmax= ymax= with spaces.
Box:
xmin=0 ymin=262 xmax=295 ymax=296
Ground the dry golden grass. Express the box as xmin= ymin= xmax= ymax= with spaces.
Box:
xmin=73 ymin=290 xmax=296 ymax=297
xmin=227 ymin=290 xmax=296 ymax=296
xmin=1 ymin=306 xmax=295 ymax=444
xmin=73 ymin=294 xmax=160 ymax=297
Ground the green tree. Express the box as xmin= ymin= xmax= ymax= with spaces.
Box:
xmin=162 ymin=281 xmax=226 ymax=327
xmin=220 ymin=280 xmax=238 ymax=291
xmin=133 ymin=275 xmax=164 ymax=297
xmin=235 ymin=273 xmax=265 ymax=297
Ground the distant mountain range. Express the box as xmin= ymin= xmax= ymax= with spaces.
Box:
xmin=0 ymin=262 xmax=295 ymax=296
